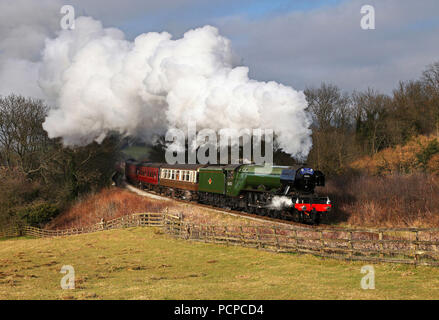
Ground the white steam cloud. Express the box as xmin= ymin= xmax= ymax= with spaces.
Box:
xmin=268 ymin=196 xmax=293 ymax=210
xmin=38 ymin=17 xmax=312 ymax=157
xmin=1 ymin=7 xmax=312 ymax=157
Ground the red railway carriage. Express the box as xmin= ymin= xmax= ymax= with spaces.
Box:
xmin=125 ymin=159 xmax=139 ymax=184
xmin=136 ymin=162 xmax=161 ymax=186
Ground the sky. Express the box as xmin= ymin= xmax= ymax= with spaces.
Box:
xmin=1 ymin=0 xmax=438 ymax=96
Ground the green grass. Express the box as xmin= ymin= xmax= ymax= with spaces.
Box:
xmin=1 ymin=227 xmax=439 ymax=299
xmin=121 ymin=146 xmax=151 ymax=160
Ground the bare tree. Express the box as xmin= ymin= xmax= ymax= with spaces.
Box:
xmin=0 ymin=94 xmax=50 ymax=172
xmin=422 ymin=61 xmax=439 ymax=136
xmin=304 ymin=83 xmax=356 ymax=173
xmin=352 ymin=88 xmax=391 ymax=155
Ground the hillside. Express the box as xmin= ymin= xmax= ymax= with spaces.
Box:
xmin=1 ymin=227 xmax=439 ymax=299
xmin=350 ymin=135 xmax=439 ymax=175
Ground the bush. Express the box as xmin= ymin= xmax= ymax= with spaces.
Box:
xmin=17 ymin=202 xmax=60 ymax=227
xmin=416 ymin=139 xmax=439 ymax=170
xmin=322 ymin=173 xmax=439 ymax=227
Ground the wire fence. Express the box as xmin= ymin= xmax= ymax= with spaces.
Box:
xmin=2 ymin=213 xmax=439 ymax=266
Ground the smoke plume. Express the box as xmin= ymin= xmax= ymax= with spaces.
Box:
xmin=1 ymin=6 xmax=312 ymax=157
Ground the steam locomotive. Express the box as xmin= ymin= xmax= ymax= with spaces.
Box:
xmin=115 ymin=161 xmax=331 ymax=224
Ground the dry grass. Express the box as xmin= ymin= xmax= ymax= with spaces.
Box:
xmin=2 ymin=227 xmax=439 ymax=299
xmin=46 ymin=188 xmax=169 ymax=229
xmin=323 ymin=173 xmax=439 ymax=228
xmin=47 ymin=187 xmax=272 ymax=231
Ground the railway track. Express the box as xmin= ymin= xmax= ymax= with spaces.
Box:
xmin=124 ymin=183 xmax=327 ymax=230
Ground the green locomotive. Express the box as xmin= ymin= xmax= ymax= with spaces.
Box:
xmin=120 ymin=161 xmax=331 ymax=224
xmin=197 ymin=164 xmax=330 ymax=223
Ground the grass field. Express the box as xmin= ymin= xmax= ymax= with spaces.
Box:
xmin=121 ymin=146 xmax=151 ymax=160
xmin=1 ymin=227 xmax=439 ymax=299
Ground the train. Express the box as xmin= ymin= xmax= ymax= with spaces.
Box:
xmin=114 ymin=160 xmax=331 ymax=224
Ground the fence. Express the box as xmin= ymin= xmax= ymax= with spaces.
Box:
xmin=0 ymin=213 xmax=178 ymax=238
xmin=166 ymin=222 xmax=439 ymax=266
xmin=2 ymin=213 xmax=439 ymax=266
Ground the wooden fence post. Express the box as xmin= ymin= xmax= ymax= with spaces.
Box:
xmin=294 ymin=230 xmax=298 ymax=251
xmin=210 ymin=226 xmax=216 ymax=243
xmin=273 ymin=227 xmax=280 ymax=251
xmin=414 ymin=231 xmax=419 ymax=265
xmin=99 ymin=218 xmax=105 ymax=231
xmin=348 ymin=231 xmax=353 ymax=258
xmin=379 ymin=231 xmax=384 ymax=258
xmin=256 ymin=227 xmax=261 ymax=249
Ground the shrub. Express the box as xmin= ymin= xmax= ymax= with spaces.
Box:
xmin=416 ymin=139 xmax=439 ymax=170
xmin=17 ymin=202 xmax=60 ymax=227
xmin=322 ymin=173 xmax=439 ymax=227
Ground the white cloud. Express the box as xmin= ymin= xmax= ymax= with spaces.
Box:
xmin=213 ymin=0 xmax=439 ymax=92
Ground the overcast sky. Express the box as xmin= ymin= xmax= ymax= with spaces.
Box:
xmin=1 ymin=0 xmax=438 ymax=95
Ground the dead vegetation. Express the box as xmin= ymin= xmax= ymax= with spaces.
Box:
xmin=323 ymin=173 xmax=439 ymax=228
xmin=46 ymin=187 xmax=280 ymax=230
xmin=46 ymin=188 xmax=168 ymax=229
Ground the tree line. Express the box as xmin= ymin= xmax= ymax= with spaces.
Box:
xmin=0 ymin=95 xmax=120 ymax=227
xmin=0 ymin=61 xmax=438 ymax=228
xmin=304 ymin=61 xmax=439 ymax=174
